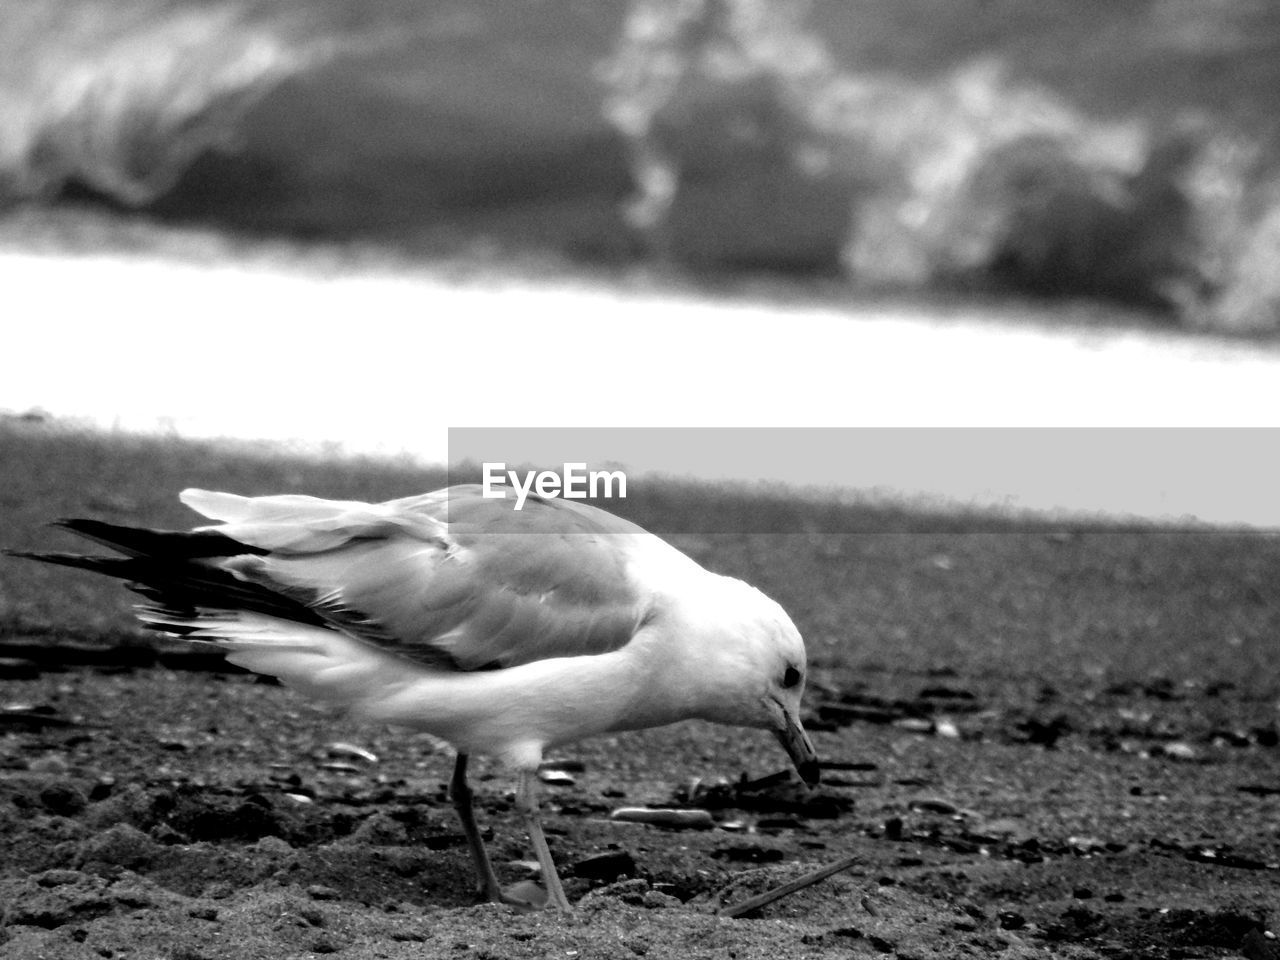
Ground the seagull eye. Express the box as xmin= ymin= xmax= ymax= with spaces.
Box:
xmin=781 ymin=665 xmax=801 ymax=689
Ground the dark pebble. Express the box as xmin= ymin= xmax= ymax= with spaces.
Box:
xmin=998 ymin=911 xmax=1027 ymax=930
xmin=573 ymin=850 xmax=637 ymax=882
xmin=41 ymin=782 xmax=87 ymax=816
xmin=1253 ymin=726 xmax=1279 ymax=748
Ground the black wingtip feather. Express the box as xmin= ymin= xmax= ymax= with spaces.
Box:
xmin=50 ymin=518 xmax=262 ymax=560
xmin=10 ymin=520 xmax=322 ymax=632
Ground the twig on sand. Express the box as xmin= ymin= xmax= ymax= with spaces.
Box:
xmin=719 ymin=855 xmax=860 ymax=918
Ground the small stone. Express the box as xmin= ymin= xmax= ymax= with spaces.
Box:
xmin=307 ymin=884 xmax=340 ymax=901
xmin=327 ymin=742 xmax=378 ymax=764
xmin=894 ymin=718 xmax=934 ymax=734
xmin=189 ymin=906 xmax=219 ymax=921
xmin=908 ymin=798 xmax=958 ymax=815
xmin=609 ymin=807 xmax=714 ymax=829
xmin=998 ymin=911 xmax=1026 ymax=930
xmin=641 ymin=890 xmax=680 ymax=909
xmin=1161 ymin=742 xmax=1197 ymax=761
xmin=1066 ymin=835 xmax=1107 ymax=854
xmin=254 ymin=836 xmax=294 ymax=855
xmin=538 ymin=770 xmax=576 ymax=787
xmin=40 ymin=782 xmax=88 ymax=816
xmin=79 ymin=823 xmax=156 ymax=870
xmin=504 ymin=879 xmax=549 ymax=908
xmin=935 ymin=719 xmax=961 ymax=739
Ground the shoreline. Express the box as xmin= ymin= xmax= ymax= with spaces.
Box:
xmin=5 ymin=248 xmax=1279 ymax=527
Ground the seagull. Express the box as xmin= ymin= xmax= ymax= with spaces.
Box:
xmin=13 ymin=485 xmax=819 ymax=910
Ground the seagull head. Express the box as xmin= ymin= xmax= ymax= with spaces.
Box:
xmin=676 ymin=575 xmax=820 ymax=786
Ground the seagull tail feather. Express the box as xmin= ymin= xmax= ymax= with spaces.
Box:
xmin=8 ymin=519 xmax=324 ymax=634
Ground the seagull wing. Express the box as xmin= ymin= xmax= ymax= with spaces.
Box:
xmin=181 ymin=485 xmax=652 ymax=672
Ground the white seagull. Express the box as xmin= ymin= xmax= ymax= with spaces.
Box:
xmin=16 ymin=485 xmax=819 ymax=910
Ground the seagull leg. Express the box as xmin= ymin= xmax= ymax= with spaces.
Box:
xmin=516 ymin=768 xmax=572 ymax=911
xmin=448 ymin=753 xmax=506 ymax=903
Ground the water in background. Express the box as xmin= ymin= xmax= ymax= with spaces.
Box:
xmin=2 ymin=0 xmax=1279 ymax=332
xmin=0 ymin=0 xmax=632 ymax=244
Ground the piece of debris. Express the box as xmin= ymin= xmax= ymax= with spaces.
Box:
xmin=609 ymin=807 xmax=714 ymax=829
xmin=327 ymin=742 xmax=379 ymax=764
xmin=719 ymin=855 xmax=859 ymax=918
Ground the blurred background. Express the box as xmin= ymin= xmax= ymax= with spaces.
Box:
xmin=2 ymin=0 xmax=1279 ymax=525
xmin=3 ymin=0 xmax=1280 ymax=330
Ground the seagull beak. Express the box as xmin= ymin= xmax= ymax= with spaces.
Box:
xmin=772 ymin=702 xmax=820 ymax=787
